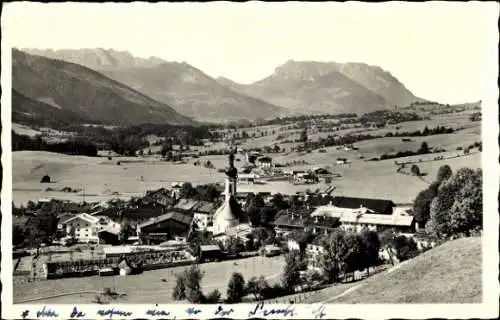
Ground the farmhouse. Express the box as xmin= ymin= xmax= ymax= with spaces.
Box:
xmin=192 ymin=201 xmax=218 ymax=231
xmin=304 ymin=215 xmax=341 ymax=235
xmin=271 ymin=208 xmax=314 ymax=234
xmin=340 ymin=211 xmax=414 ymax=233
xmin=258 ymin=156 xmax=273 ymax=168
xmin=136 ymin=211 xmax=193 ymax=244
xmin=336 ymin=157 xmax=348 ymax=165
xmin=173 ymin=198 xmax=200 ymax=212
xmin=198 ymin=244 xmax=223 ymax=263
xmin=59 ymin=213 xmax=121 ymax=243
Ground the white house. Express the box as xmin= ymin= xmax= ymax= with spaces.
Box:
xmin=340 ymin=211 xmax=414 ymax=233
xmin=60 ymin=213 xmax=121 ymax=243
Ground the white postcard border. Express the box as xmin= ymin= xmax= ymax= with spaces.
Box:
xmin=2 ymin=2 xmax=499 ymax=319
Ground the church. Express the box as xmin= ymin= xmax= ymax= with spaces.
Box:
xmin=209 ymin=151 xmax=252 ymax=241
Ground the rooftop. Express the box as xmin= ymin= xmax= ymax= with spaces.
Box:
xmin=200 ymin=244 xmax=222 ymax=252
xmin=138 ymin=211 xmax=193 ymax=229
xmin=331 ymin=196 xmax=395 ymax=214
xmin=340 ymin=212 xmax=414 ymax=226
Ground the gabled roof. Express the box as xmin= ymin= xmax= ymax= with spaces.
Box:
xmin=193 ymin=201 xmax=218 ymax=214
xmin=62 ymin=213 xmax=99 ymax=225
xmin=138 ymin=211 xmax=192 ymax=229
xmin=331 ymin=196 xmax=395 ymax=214
xmin=174 ymin=198 xmax=200 ymax=211
xmin=340 ymin=212 xmax=413 ymax=227
xmin=304 ymin=215 xmax=340 ymax=229
xmin=272 ymin=214 xmax=306 ymax=228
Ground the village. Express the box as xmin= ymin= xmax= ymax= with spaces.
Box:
xmin=13 ymin=139 xmax=462 ymax=305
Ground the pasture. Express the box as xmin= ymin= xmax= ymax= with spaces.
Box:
xmin=13 ymin=255 xmax=285 ymax=304
xmin=331 ymin=236 xmax=482 ymax=303
xmin=12 ymin=140 xmax=481 ymax=206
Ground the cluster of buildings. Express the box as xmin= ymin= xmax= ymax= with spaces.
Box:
xmin=39 ymin=153 xmax=416 ymax=256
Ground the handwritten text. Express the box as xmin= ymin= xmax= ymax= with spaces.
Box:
xmin=96 ymin=308 xmax=132 ymax=318
xmin=36 ymin=306 xmax=59 ymax=318
xmin=248 ymin=301 xmax=296 ymax=318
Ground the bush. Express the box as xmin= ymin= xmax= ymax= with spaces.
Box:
xmin=204 ymin=289 xmax=221 ymax=303
xmin=40 ymin=175 xmax=51 ymax=183
xmin=411 ymin=164 xmax=421 ymax=176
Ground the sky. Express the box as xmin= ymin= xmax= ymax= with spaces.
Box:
xmin=2 ymin=1 xmax=498 ymax=104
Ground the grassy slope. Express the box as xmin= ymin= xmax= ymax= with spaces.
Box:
xmin=12 ymin=49 xmax=193 ymax=126
xmin=334 ymin=237 xmax=482 ymax=303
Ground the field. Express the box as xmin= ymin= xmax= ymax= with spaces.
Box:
xmin=330 ymin=236 xmax=482 ymax=303
xmin=13 ymin=255 xmax=285 ymax=304
xmin=13 ymin=147 xmax=480 ymax=206
xmin=11 ymin=111 xmax=481 ymax=206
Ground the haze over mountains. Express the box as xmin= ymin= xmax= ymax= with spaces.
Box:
xmin=16 ymin=48 xmax=427 ymax=126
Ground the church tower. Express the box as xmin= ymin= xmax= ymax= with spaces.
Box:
xmin=224 ymin=151 xmax=238 ymax=201
xmin=212 ymin=149 xmax=239 ymax=235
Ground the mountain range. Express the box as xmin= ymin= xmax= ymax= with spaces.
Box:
xmin=16 ymin=48 xmax=427 ymax=126
xmin=12 ymin=49 xmax=193 ymax=127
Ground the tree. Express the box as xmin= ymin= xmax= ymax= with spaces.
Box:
xmin=160 ymin=141 xmax=173 ymax=157
xmin=343 ymin=233 xmax=365 ymax=282
xmin=299 ymin=129 xmax=308 ymax=143
xmin=392 ymin=235 xmax=419 ymax=262
xmin=412 ymin=181 xmax=440 ymax=227
xmin=119 ymin=222 xmax=132 ymax=244
xmin=282 ymin=251 xmax=302 ymax=291
xmin=418 ymin=141 xmax=430 ymax=154
xmin=183 ymin=264 xmax=205 ymax=303
xmin=246 ymin=194 xmax=265 ymax=226
xmin=172 ymin=273 xmax=186 ymax=301
xmin=360 ymin=230 xmax=381 ymax=276
xmin=426 ymin=168 xmax=482 ymax=239
xmin=410 ymin=164 xmax=421 ymax=176
xmin=436 ymin=165 xmax=453 ymax=183
xmin=296 ymin=230 xmax=314 ymax=258
xmin=179 ymin=182 xmax=196 ymax=199
xmin=245 ymin=276 xmax=270 ymax=301
xmin=13 ymin=225 xmax=25 ymax=247
xmin=226 ymin=272 xmax=246 ymax=303
xmin=319 ymin=230 xmax=347 ymax=284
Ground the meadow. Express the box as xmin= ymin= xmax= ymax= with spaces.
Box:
xmin=14 ymin=255 xmax=285 ymax=304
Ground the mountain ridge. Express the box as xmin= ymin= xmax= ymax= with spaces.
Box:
xmin=16 ymin=48 xmax=429 ymax=121
xmin=12 ymin=49 xmax=194 ymax=127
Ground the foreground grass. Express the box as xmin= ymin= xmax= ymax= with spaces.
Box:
xmin=333 ymin=237 xmax=482 ymax=303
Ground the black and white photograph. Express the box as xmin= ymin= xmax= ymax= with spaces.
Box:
xmin=1 ymin=2 xmax=498 ymax=319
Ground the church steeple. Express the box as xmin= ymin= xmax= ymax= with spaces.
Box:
xmin=224 ymin=148 xmax=238 ymax=200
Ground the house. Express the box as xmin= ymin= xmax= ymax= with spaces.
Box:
xmin=339 ymin=211 xmax=414 ymax=233
xmin=173 ymin=198 xmax=201 ymax=212
xmin=192 ymin=201 xmax=218 ymax=231
xmin=198 ymin=245 xmax=223 ymax=263
xmin=336 ymin=158 xmax=348 ymax=165
xmin=304 ymin=215 xmax=341 ymax=235
xmin=271 ymin=208 xmax=313 ymax=234
xmin=258 ymin=156 xmax=273 ymax=168
xmin=137 ymin=211 xmax=193 ymax=244
xmin=59 ymin=213 xmax=120 ymax=243
xmin=238 ymin=173 xmax=258 ymax=184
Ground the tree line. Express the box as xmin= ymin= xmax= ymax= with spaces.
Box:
xmin=12 ymin=131 xmax=98 ymax=157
